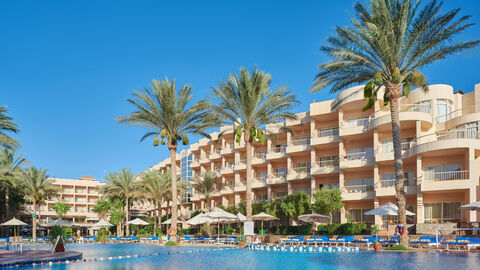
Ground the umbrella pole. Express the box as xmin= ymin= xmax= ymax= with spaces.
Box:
xmin=262 ymin=220 xmax=264 ymax=237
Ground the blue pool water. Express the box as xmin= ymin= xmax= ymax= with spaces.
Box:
xmin=21 ymin=244 xmax=480 ymax=270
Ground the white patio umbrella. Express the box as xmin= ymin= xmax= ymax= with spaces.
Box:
xmin=93 ymin=219 xmax=113 ymax=228
xmin=364 ymin=202 xmax=416 ymax=216
xmin=127 ymin=218 xmax=149 ymax=236
xmin=460 ymin=201 xmax=480 ymax=211
xmin=161 ymin=218 xmax=182 ymax=225
xmin=298 ymin=213 xmax=331 ymax=223
xmin=204 ymin=208 xmax=238 ymax=241
xmin=236 ymin=213 xmax=246 ymax=222
xmin=47 ymin=218 xmax=73 ymax=227
xmin=186 ymin=213 xmax=213 ymax=225
xmin=1 ymin=217 xmax=28 ymax=236
xmin=127 ymin=218 xmax=149 ymax=225
xmin=252 ymin=212 xmax=278 ymax=236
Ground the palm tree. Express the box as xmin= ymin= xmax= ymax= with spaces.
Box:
xmin=0 ymin=147 xmax=29 ymax=227
xmin=92 ymin=199 xmax=111 ymax=220
xmin=20 ymin=167 xmax=59 ymax=241
xmin=312 ymin=0 xmax=479 ymax=246
xmin=117 ymin=78 xmax=214 ymax=237
xmin=0 ymin=106 xmax=19 ymax=149
xmin=52 ymin=201 xmax=70 ymax=219
xmin=100 ymin=168 xmax=140 ymax=236
xmin=208 ymin=67 xmax=298 ymax=242
xmin=191 ymin=171 xmax=218 ymax=212
xmin=141 ymin=170 xmax=165 ymax=234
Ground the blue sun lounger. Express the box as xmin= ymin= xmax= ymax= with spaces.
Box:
xmin=36 ymin=237 xmax=49 ymax=243
xmin=336 ymin=236 xmax=355 ymax=246
xmin=126 ymin=236 xmax=138 ymax=243
xmin=442 ymin=237 xmax=480 ymax=250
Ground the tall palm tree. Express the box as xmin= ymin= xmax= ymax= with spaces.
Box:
xmin=100 ymin=168 xmax=140 ymax=236
xmin=208 ymin=67 xmax=298 ymax=242
xmin=312 ymin=0 xmax=479 ymax=246
xmin=0 ymin=147 xmax=29 ymax=226
xmin=52 ymin=201 xmax=70 ymax=219
xmin=92 ymin=199 xmax=111 ymax=220
xmin=117 ymin=78 xmax=214 ymax=237
xmin=0 ymin=106 xmax=19 ymax=149
xmin=20 ymin=167 xmax=59 ymax=241
xmin=191 ymin=171 xmax=218 ymax=212
xmin=141 ymin=170 xmax=166 ymax=234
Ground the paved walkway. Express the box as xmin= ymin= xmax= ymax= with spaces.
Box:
xmin=0 ymin=250 xmax=82 ymax=267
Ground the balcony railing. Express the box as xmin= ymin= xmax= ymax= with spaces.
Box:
xmin=345 ymin=185 xmax=374 ymax=193
xmin=290 ymin=167 xmax=311 ymax=174
xmin=290 ymin=137 xmax=311 ymax=146
xmin=381 ymin=179 xmax=415 ymax=187
xmin=317 ymin=128 xmax=339 ymax=138
xmin=415 ymin=129 xmax=480 ymax=145
xmin=270 ymin=172 xmax=286 ymax=178
xmin=424 ymin=170 xmax=469 ymax=181
xmin=345 ymin=118 xmax=369 ymax=128
xmin=316 ymin=159 xmax=339 ymax=167
xmin=269 ymin=146 xmax=286 ymax=154
xmin=399 ymin=104 xmax=432 ymax=113
xmin=439 ymin=105 xmax=480 ymax=121
xmin=344 ymin=151 xmax=373 ymax=160
xmin=254 ymin=152 xmax=267 ymax=159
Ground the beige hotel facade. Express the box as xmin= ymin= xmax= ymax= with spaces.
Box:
xmin=149 ymin=83 xmax=480 ymax=228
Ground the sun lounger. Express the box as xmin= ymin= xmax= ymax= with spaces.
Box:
xmin=225 ymin=236 xmax=238 ymax=244
xmin=109 ymin=236 xmax=121 ymax=243
xmin=9 ymin=236 xmax=23 ymax=253
xmin=415 ymin=236 xmax=440 ymax=248
xmin=0 ymin=238 xmax=8 ymax=245
xmin=181 ymin=236 xmax=196 ymax=243
xmin=336 ymin=236 xmax=355 ymax=246
xmin=66 ymin=237 xmax=75 ymax=243
xmin=352 ymin=236 xmax=377 ymax=248
xmin=442 ymin=237 xmax=480 ymax=250
xmin=22 ymin=238 xmax=30 ymax=243
xmin=36 ymin=237 xmax=49 ymax=244
xmin=126 ymin=236 xmax=138 ymax=243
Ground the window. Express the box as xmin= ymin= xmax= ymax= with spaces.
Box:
xmin=256 ymin=194 xmax=268 ymax=202
xmin=295 ymin=188 xmax=311 ymax=195
xmin=275 ymin=168 xmax=287 ymax=177
xmin=424 ymin=164 xmax=462 ymax=181
xmin=455 ymin=122 xmax=478 ymax=139
xmin=414 ymin=100 xmax=432 ymax=113
xmin=437 ymin=99 xmax=453 ymax=123
xmin=318 ymin=127 xmax=339 ymax=137
xmin=346 ymin=118 xmax=369 ymax=128
xmin=323 ymin=183 xmax=339 ymax=190
xmin=276 ymin=191 xmax=287 ymax=198
xmin=424 ymin=202 xmax=461 ymax=223
xmin=347 ymin=178 xmax=374 ymax=192
xmin=257 ymin=172 xmax=267 ymax=180
xmin=381 ymin=137 xmax=414 ymax=153
xmin=348 ymin=209 xmax=374 ymax=223
xmin=294 ymin=162 xmax=311 ymax=173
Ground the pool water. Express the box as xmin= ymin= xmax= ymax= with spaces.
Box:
xmin=22 ymin=244 xmax=480 ymax=270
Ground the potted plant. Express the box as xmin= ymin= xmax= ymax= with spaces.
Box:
xmin=371 ymin=225 xmax=381 ymax=251
xmin=238 ymin=236 xmax=246 ymax=247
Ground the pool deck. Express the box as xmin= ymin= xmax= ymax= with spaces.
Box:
xmin=0 ymin=250 xmax=82 ymax=268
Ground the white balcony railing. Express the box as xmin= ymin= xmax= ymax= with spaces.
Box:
xmin=316 ymin=159 xmax=339 ymax=168
xmin=344 ymin=151 xmax=373 ymax=160
xmin=424 ymin=170 xmax=469 ymax=181
xmin=439 ymin=105 xmax=480 ymax=121
xmin=381 ymin=178 xmax=415 ymax=187
xmin=290 ymin=137 xmax=311 ymax=146
xmin=270 ymin=172 xmax=286 ymax=178
xmin=345 ymin=185 xmax=374 ymax=192
xmin=269 ymin=146 xmax=286 ymax=154
xmin=254 ymin=152 xmax=267 ymax=159
xmin=290 ymin=167 xmax=310 ymax=174
xmin=415 ymin=129 xmax=480 ymax=145
xmin=317 ymin=128 xmax=339 ymax=137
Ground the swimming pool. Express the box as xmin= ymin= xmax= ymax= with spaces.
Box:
xmin=21 ymin=244 xmax=480 ymax=270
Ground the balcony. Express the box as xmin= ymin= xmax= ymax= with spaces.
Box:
xmin=421 ymin=170 xmax=470 ymax=192
xmin=266 ymin=146 xmax=287 ymax=160
xmin=190 ymin=159 xmax=200 ymax=168
xmin=311 ymin=160 xmax=339 ymax=175
xmin=252 ymin=152 xmax=267 ymax=165
xmin=376 ymin=179 xmax=417 ymax=196
xmin=75 ymin=189 xmax=87 ymax=194
xmin=234 ymin=159 xmax=246 ymax=171
xmin=220 ymin=144 xmax=235 ymax=155
xmin=376 ymin=141 xmax=413 ymax=162
xmin=220 ymin=165 xmax=235 ymax=175
xmin=340 ymin=152 xmax=375 ymax=169
xmin=342 ymin=185 xmax=375 ymax=200
xmin=266 ymin=173 xmax=287 ymax=185
xmin=199 ymin=155 xmax=210 ymax=164
xmin=311 ymin=128 xmax=339 ymax=146
xmin=369 ymin=104 xmax=433 ymax=131
xmin=286 ymin=137 xmax=311 ymax=153
xmin=209 ymin=150 xmax=221 ymax=160
xmin=340 ymin=118 xmax=369 ymax=136
xmin=287 ymin=167 xmax=311 ymax=181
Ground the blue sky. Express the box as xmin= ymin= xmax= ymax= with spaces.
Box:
xmin=1 ymin=0 xmax=479 ymax=181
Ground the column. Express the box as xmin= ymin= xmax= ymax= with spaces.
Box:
xmin=468 ymin=147 xmax=477 ymax=222
xmin=310 ymin=177 xmax=316 ymax=202
xmin=373 ymin=198 xmax=381 ymax=226
xmin=267 ymin=138 xmax=272 ymax=152
xmin=287 ymin=181 xmax=292 ymax=195
xmin=267 ymin=186 xmax=272 ymax=201
xmin=286 ymin=132 xmax=292 ymax=146
xmin=234 ymin=192 xmax=241 ymax=206
xmin=222 ymin=196 xmax=228 ymax=207
xmin=416 ymin=155 xmax=424 ymax=224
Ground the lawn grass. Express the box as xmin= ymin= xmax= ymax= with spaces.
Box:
xmin=165 ymin=240 xmax=178 ymax=246
xmin=384 ymin=245 xmax=408 ymax=251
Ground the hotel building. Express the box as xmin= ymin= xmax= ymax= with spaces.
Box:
xmin=21 ymin=176 xmax=104 ymax=231
xmin=149 ymin=83 xmax=480 ymax=229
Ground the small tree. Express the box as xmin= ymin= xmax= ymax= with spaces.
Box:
xmin=280 ymin=193 xmax=311 ymax=220
xmin=312 ymin=188 xmax=344 ymax=223
xmin=52 ymin=202 xmax=70 ymax=219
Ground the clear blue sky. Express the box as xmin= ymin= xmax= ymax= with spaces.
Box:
xmin=1 ymin=0 xmax=479 ymax=181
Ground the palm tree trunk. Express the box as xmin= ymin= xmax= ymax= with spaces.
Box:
xmin=32 ymin=199 xmax=37 ymax=241
xmin=153 ymin=199 xmax=158 ymax=236
xmin=245 ymin=137 xmax=253 ymax=244
xmin=387 ymin=82 xmax=408 ymax=247
xmin=125 ymin=197 xmax=130 ymax=236
xmin=169 ymin=146 xmax=178 ymax=239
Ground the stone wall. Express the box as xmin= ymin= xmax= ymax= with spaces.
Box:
xmin=415 ymin=223 xmax=457 ymax=235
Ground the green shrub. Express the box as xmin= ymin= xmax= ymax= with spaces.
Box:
xmin=49 ymin=225 xmax=69 ymax=243
xmin=317 ymin=223 xmax=367 ymax=235
xmin=165 ymin=241 xmax=177 ymax=246
xmin=224 ymin=225 xmax=234 ymax=235
xmin=385 ymin=245 xmax=408 ymax=251
xmin=178 ymin=229 xmax=189 ymax=236
xmin=269 ymin=225 xmax=313 ymax=235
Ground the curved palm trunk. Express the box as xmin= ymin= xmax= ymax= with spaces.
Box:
xmin=153 ymin=199 xmax=158 ymax=236
xmin=32 ymin=199 xmax=37 ymax=241
xmin=245 ymin=138 xmax=253 ymax=244
xmin=387 ymin=83 xmax=408 ymax=247
xmin=169 ymin=147 xmax=178 ymax=239
xmin=125 ymin=197 xmax=130 ymax=236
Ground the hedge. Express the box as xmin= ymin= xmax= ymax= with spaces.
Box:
xmin=317 ymin=223 xmax=367 ymax=235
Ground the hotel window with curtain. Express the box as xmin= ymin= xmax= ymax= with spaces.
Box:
xmin=424 ymin=202 xmax=461 ymax=223
xmin=348 ymin=209 xmax=374 ymax=224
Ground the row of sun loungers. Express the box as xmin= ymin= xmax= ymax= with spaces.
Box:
xmin=180 ymin=236 xmax=239 ymax=245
